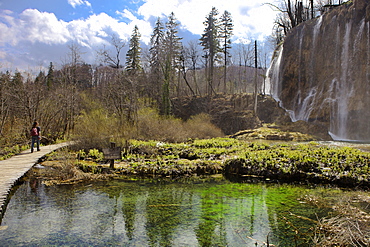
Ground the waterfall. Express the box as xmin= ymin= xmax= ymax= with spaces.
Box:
xmin=329 ymin=19 xmax=367 ymax=141
xmin=265 ymin=45 xmax=283 ymax=101
xmin=292 ymin=16 xmax=323 ymax=122
xmin=266 ymin=0 xmax=370 ymax=141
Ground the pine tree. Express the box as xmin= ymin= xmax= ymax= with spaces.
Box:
xmin=200 ymin=7 xmax=220 ymax=95
xmin=150 ymin=18 xmax=165 ymax=75
xmin=149 ymin=13 xmax=183 ymax=115
xmin=164 ymin=12 xmax=183 ymax=71
xmin=149 ymin=18 xmax=165 ymax=100
xmin=126 ymin=25 xmax=142 ymax=75
xmin=47 ymin=62 xmax=54 ymax=90
xmin=162 ymin=12 xmax=183 ymax=114
xmin=219 ymin=10 xmax=233 ymax=93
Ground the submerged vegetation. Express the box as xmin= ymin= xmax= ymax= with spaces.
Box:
xmin=29 ymin=138 xmax=370 ymax=247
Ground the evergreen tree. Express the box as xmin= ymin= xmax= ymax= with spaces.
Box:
xmin=150 ymin=18 xmax=165 ymax=72
xmin=149 ymin=18 xmax=165 ymax=100
xmin=0 ymin=72 xmax=11 ymax=136
xmin=126 ymin=25 xmax=142 ymax=75
xmin=164 ymin=12 xmax=183 ymax=71
xmin=200 ymin=7 xmax=220 ymax=95
xmin=35 ymin=71 xmax=46 ymax=84
xmin=161 ymin=12 xmax=183 ymax=114
xmin=219 ymin=10 xmax=233 ymax=93
xmin=46 ymin=62 xmax=54 ymax=90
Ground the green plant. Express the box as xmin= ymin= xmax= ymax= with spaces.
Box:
xmin=88 ymin=148 xmax=104 ymax=161
xmin=76 ymin=150 xmax=87 ymax=160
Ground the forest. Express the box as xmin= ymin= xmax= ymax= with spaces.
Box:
xmin=0 ymin=1 xmax=343 ymax=149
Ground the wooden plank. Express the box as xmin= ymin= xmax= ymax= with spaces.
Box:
xmin=102 ymin=147 xmax=121 ymax=160
xmin=0 ymin=142 xmax=70 ymax=219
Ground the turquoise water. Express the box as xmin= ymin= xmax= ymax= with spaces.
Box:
xmin=0 ymin=176 xmax=334 ymax=246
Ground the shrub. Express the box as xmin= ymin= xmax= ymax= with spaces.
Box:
xmin=72 ymin=104 xmax=224 ymax=150
xmin=185 ymin=113 xmax=224 ymax=139
xmin=72 ymin=108 xmax=120 ymax=150
xmin=136 ymin=108 xmax=223 ymax=142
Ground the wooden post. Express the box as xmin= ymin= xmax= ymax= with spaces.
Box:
xmin=110 ymin=142 xmax=115 ymax=169
xmin=103 ymin=142 xmax=121 ymax=169
xmin=254 ymin=40 xmax=258 ymax=115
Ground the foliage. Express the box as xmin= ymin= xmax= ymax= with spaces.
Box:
xmin=125 ymin=25 xmax=142 ymax=75
xmin=200 ymin=7 xmax=221 ymax=95
xmin=72 ymin=107 xmax=120 ymax=150
xmin=0 ymin=7 xmax=270 ymax=151
xmin=135 ymin=108 xmax=223 ymax=142
xmin=48 ymin=137 xmax=370 ymax=189
xmin=63 ymin=138 xmax=366 ymax=189
xmin=87 ymin=148 xmax=104 ymax=162
xmin=0 ymin=144 xmax=28 ymax=160
xmin=219 ymin=10 xmax=233 ymax=92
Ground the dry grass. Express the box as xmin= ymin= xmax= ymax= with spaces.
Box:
xmin=39 ymin=160 xmax=113 ymax=186
xmin=72 ymin=108 xmax=124 ymax=150
xmin=33 ymin=149 xmax=112 ymax=185
xmin=136 ymin=108 xmax=223 ymax=142
xmin=72 ymin=106 xmax=224 ymax=150
xmin=313 ymin=194 xmax=370 ymax=246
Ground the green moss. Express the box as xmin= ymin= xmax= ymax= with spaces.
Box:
xmin=0 ymin=144 xmax=29 ymax=160
xmin=46 ymin=137 xmax=370 ymax=187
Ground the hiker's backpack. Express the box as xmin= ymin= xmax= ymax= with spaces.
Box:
xmin=30 ymin=127 xmax=38 ymax=136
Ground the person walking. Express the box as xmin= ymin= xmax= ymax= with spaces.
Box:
xmin=30 ymin=121 xmax=41 ymax=153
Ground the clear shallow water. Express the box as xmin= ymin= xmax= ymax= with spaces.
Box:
xmin=0 ymin=176 xmax=336 ymax=246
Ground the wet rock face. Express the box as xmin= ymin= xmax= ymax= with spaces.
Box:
xmin=269 ymin=0 xmax=370 ymax=141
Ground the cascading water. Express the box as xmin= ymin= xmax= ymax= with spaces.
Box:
xmin=265 ymin=45 xmax=283 ymax=101
xmin=266 ymin=0 xmax=370 ymax=141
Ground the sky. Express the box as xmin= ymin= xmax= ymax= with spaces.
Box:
xmin=0 ymin=0 xmax=279 ymax=73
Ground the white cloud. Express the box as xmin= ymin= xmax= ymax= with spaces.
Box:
xmin=0 ymin=0 xmax=279 ymax=71
xmin=68 ymin=0 xmax=92 ymax=8
xmin=0 ymin=9 xmax=70 ymax=46
xmin=138 ymin=0 xmax=278 ymax=40
xmin=0 ymin=9 xmax=128 ymax=70
xmin=115 ymin=9 xmax=155 ymax=44
xmin=0 ymin=9 xmax=130 ymax=48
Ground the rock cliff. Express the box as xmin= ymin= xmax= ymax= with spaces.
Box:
xmin=267 ymin=0 xmax=370 ymax=141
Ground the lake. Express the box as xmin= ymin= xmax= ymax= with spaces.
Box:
xmin=0 ymin=175 xmax=344 ymax=246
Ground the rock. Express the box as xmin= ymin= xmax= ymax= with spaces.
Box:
xmin=268 ymin=0 xmax=370 ymax=141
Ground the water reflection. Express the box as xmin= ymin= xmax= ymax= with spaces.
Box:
xmin=0 ymin=177 xmax=330 ymax=246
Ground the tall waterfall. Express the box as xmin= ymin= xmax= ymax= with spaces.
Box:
xmin=266 ymin=0 xmax=370 ymax=141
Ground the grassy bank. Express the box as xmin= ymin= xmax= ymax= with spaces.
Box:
xmin=43 ymin=138 xmax=370 ymax=189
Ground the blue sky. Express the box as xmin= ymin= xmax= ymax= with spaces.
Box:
xmin=0 ymin=0 xmax=279 ymax=72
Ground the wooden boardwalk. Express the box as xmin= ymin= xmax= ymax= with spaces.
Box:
xmin=0 ymin=142 xmax=70 ymax=218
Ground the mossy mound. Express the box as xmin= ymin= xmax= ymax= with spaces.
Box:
xmin=37 ymin=138 xmax=370 ymax=188
xmin=230 ymin=125 xmax=316 ymax=142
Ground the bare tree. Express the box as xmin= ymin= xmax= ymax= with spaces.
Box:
xmin=97 ymin=34 xmax=126 ymax=69
xmin=183 ymin=40 xmax=202 ymax=95
xmin=232 ymin=42 xmax=254 ymax=92
xmin=0 ymin=72 xmax=11 ymax=137
xmin=268 ymin=0 xmax=312 ymax=43
xmin=268 ymin=0 xmax=342 ymax=44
